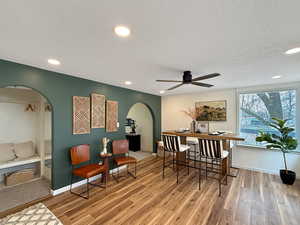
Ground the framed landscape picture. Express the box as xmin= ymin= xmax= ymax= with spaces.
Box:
xmin=195 ymin=100 xmax=226 ymax=121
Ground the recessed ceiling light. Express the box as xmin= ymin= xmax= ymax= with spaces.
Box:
xmin=48 ymin=58 xmax=60 ymax=65
xmin=125 ymin=81 xmax=132 ymax=85
xmin=272 ymin=75 xmax=281 ymax=79
xmin=160 ymin=90 xmax=165 ymax=94
xmin=114 ymin=26 xmax=131 ymax=37
xmin=285 ymin=47 xmax=300 ymax=55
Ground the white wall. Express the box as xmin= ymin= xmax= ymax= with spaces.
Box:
xmin=127 ymin=103 xmax=153 ymax=152
xmin=0 ymin=102 xmax=38 ymax=144
xmin=162 ymin=83 xmax=300 ymax=175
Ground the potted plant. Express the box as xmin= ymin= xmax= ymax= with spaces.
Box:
xmin=256 ymin=117 xmax=298 ymax=185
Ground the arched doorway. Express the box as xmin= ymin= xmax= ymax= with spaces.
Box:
xmin=126 ymin=103 xmax=154 ymax=161
xmin=0 ymin=86 xmax=52 ymax=212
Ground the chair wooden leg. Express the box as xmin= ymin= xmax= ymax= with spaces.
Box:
xmin=199 ymin=167 xmax=201 ymax=190
xmin=187 ymin=150 xmax=190 ymax=175
xmin=162 ymin=149 xmax=165 ymax=179
xmin=194 ymin=148 xmax=196 ymax=168
xmin=87 ymin=178 xmax=90 ymax=199
xmin=219 ymin=178 xmax=221 ymax=196
xmin=176 ymin=160 xmax=179 ymax=184
xmin=205 ymin=158 xmax=208 ymax=179
xmin=172 ymin=152 xmax=175 ymax=170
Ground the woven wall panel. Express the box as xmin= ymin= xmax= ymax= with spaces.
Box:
xmin=106 ymin=100 xmax=118 ymax=132
xmin=73 ymin=96 xmax=91 ymax=134
xmin=91 ymin=93 xmax=105 ymax=128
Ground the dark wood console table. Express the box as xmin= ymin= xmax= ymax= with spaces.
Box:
xmin=126 ymin=134 xmax=141 ymax=152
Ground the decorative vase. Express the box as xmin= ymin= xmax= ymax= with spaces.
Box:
xmin=280 ymin=169 xmax=296 ymax=185
xmin=190 ymin=120 xmax=196 ymax=133
xmin=103 ymin=146 xmax=107 ymax=154
xmin=101 ymin=137 xmax=110 ymax=155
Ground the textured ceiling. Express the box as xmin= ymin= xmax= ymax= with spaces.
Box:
xmin=0 ymin=0 xmax=300 ymax=95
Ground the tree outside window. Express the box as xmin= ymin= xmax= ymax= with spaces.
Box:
xmin=239 ymin=90 xmax=296 ymax=147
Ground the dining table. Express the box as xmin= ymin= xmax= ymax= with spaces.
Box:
xmin=161 ymin=131 xmax=245 ymax=176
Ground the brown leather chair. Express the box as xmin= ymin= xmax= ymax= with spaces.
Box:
xmin=112 ymin=139 xmax=137 ymax=182
xmin=70 ymin=144 xmax=106 ymax=199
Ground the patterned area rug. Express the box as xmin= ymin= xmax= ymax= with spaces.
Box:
xmin=0 ymin=203 xmax=62 ymax=225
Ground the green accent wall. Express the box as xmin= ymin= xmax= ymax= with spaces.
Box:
xmin=0 ymin=59 xmax=161 ymax=190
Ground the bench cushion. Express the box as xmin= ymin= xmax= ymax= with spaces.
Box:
xmin=14 ymin=141 xmax=35 ymax=159
xmin=0 ymin=143 xmax=16 ymax=163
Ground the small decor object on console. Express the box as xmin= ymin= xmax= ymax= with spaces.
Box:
xmin=182 ymin=107 xmax=197 ymax=133
xmin=91 ymin=93 xmax=105 ymax=128
xmin=102 ymin=137 xmax=110 ymax=155
xmin=196 ymin=121 xmax=209 ymax=133
xmin=106 ymin=100 xmax=118 ymax=132
xmin=73 ymin=96 xmax=91 ymax=134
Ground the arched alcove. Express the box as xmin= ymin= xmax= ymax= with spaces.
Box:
xmin=0 ymin=85 xmax=53 ymax=212
xmin=126 ymin=102 xmax=154 ymax=154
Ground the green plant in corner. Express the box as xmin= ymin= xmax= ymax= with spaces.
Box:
xmin=256 ymin=117 xmax=298 ymax=184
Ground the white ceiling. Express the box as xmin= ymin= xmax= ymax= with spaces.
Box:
xmin=0 ymin=0 xmax=300 ymax=95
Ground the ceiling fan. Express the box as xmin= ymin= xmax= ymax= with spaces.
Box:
xmin=156 ymin=71 xmax=220 ymax=90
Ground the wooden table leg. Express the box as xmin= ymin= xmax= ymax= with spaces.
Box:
xmin=103 ymin=157 xmax=110 ymax=182
xmin=180 ymin=136 xmax=187 ymax=145
xmin=222 ymin=157 xmax=228 ymax=176
xmin=176 ymin=152 xmax=186 ymax=169
xmin=222 ymin=140 xmax=239 ymax=177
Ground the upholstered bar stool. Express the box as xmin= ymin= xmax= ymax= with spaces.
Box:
xmin=161 ymin=135 xmax=190 ymax=181
xmin=198 ymin=138 xmax=228 ymax=196
xmin=186 ymin=137 xmax=200 ymax=169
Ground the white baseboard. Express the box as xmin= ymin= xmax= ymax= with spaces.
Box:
xmin=51 ymin=165 xmax=126 ymax=196
xmin=232 ymin=164 xmax=278 ymax=175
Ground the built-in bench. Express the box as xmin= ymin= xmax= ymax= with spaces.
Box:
xmin=0 ymin=141 xmax=52 ymax=184
xmin=0 ymin=154 xmax=51 ymax=170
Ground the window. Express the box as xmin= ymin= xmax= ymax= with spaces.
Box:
xmin=239 ymin=89 xmax=296 ymax=147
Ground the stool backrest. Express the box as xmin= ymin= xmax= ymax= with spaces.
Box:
xmin=198 ymin=139 xmax=223 ymax=158
xmin=112 ymin=139 xmax=129 ymax=155
xmin=162 ymin=135 xmax=181 ymax=152
xmin=70 ymin=144 xmax=90 ymax=165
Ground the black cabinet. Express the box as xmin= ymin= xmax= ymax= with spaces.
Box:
xmin=126 ymin=134 xmax=141 ymax=152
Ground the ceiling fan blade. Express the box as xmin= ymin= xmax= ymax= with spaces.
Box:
xmin=191 ymin=82 xmax=213 ymax=88
xmin=167 ymin=83 xmax=184 ymax=90
xmin=156 ymin=80 xmax=182 ymax=83
xmin=192 ymin=73 xmax=220 ymax=82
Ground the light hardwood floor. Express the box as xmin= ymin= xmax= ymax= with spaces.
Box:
xmin=43 ymin=156 xmax=300 ymax=225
